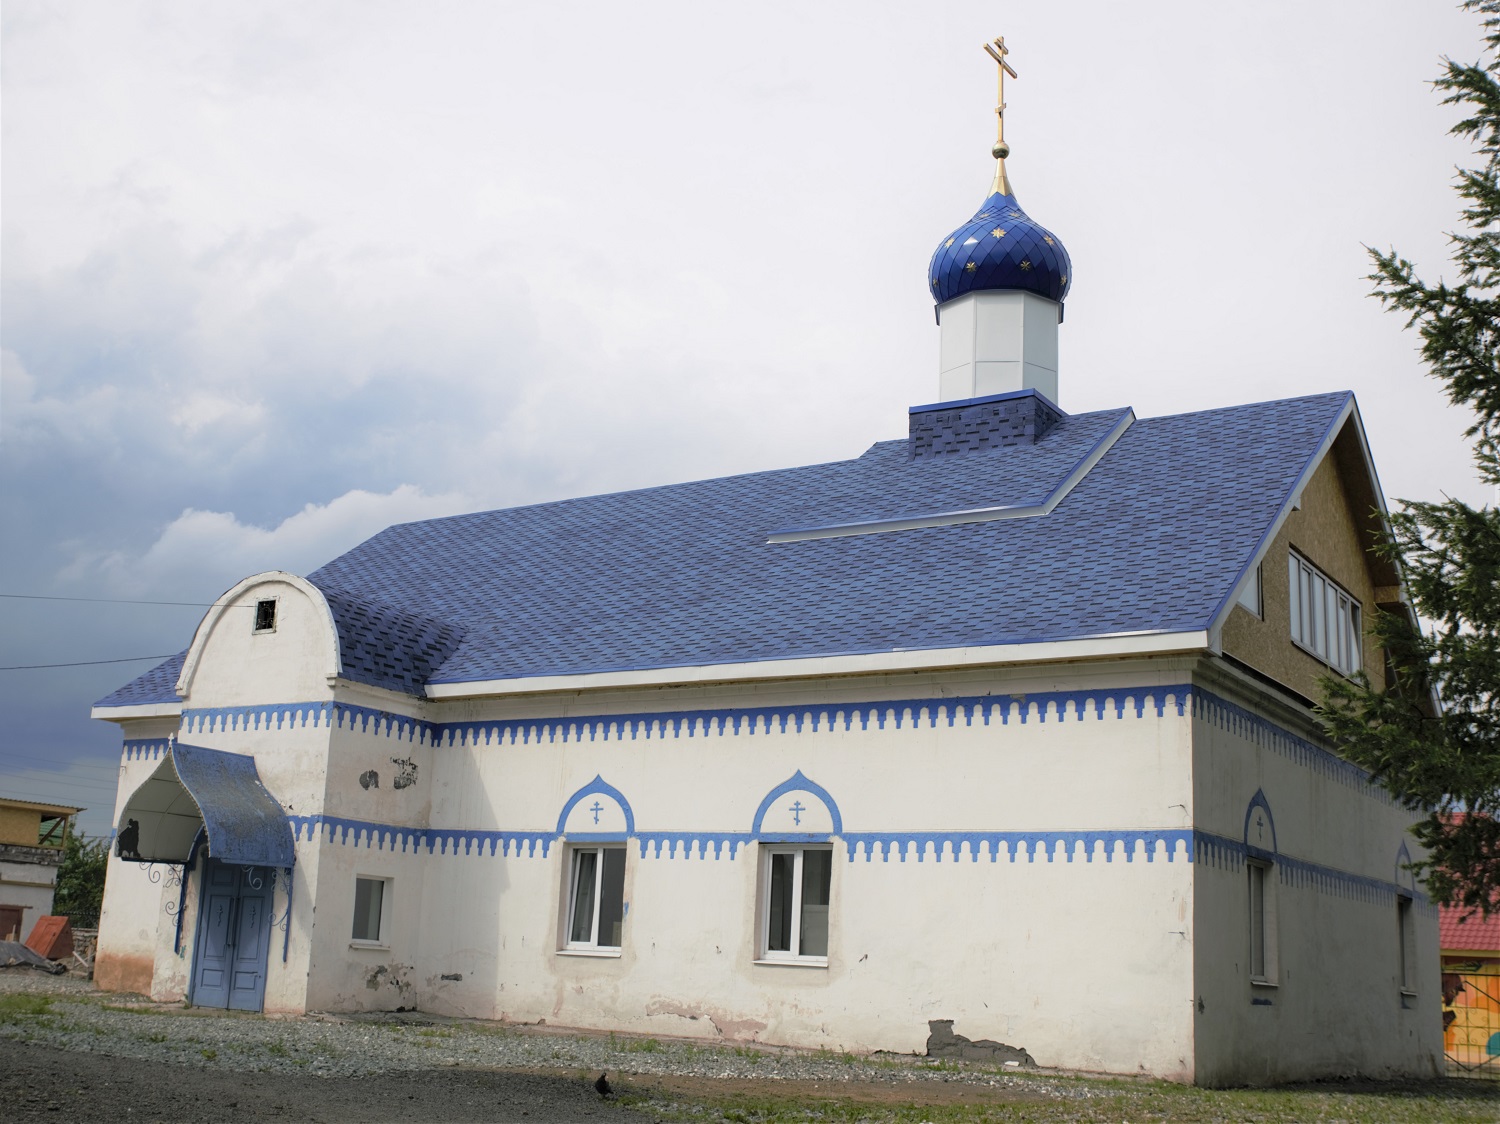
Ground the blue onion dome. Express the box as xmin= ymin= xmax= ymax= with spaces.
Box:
xmin=929 ymin=184 xmax=1072 ymax=306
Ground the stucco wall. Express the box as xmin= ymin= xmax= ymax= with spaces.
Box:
xmin=1221 ymin=438 xmax=1384 ymax=700
xmin=302 ymin=661 xmax=1201 ymax=1077
xmin=1189 ymin=663 xmax=1441 ymax=1084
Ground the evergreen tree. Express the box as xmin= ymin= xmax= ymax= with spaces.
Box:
xmin=1321 ymin=0 xmax=1500 ymax=913
xmin=52 ymin=830 xmax=109 ymax=929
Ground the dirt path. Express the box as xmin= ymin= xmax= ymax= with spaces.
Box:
xmin=3 ymin=1041 xmax=654 ymax=1123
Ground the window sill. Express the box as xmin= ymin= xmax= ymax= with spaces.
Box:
xmin=349 ymin=940 xmax=390 ymax=951
xmin=1290 ymin=637 xmax=1359 ymax=679
xmin=1250 ymin=977 xmax=1279 ymax=989
xmin=1400 ymin=988 xmax=1418 ymax=998
xmin=753 ymin=957 xmax=828 ymax=969
xmin=557 ymin=948 xmax=622 ymax=959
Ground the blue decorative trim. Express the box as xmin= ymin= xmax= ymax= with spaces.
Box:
xmin=752 ymin=771 xmax=842 ymax=838
xmin=1191 ymin=690 xmax=1387 ymax=802
xmin=637 ymin=832 xmax=750 ymax=859
xmin=288 ymin=814 xmax=553 ymax=858
xmin=842 ymin=829 xmax=1192 ymax=863
xmin=123 ymin=738 xmax=171 ymax=762
xmin=139 ymin=686 xmax=1386 ymax=820
xmin=179 ymin=701 xmax=438 ymax=744
xmin=437 ymin=685 xmax=1194 ymax=748
xmin=557 ymin=775 xmax=636 ymax=835
xmin=272 ymin=811 xmax=1428 ymax=912
xmin=1194 ymin=829 xmax=1431 ymax=910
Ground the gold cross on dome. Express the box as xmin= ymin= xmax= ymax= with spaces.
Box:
xmin=982 ymin=36 xmax=1018 ymax=195
xmin=982 ymin=37 xmax=1017 ymax=150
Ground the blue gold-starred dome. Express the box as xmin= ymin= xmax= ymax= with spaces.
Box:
xmin=929 ymin=188 xmax=1071 ymax=306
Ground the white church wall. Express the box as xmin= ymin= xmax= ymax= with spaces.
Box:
xmin=318 ymin=660 xmax=1202 ymax=1075
xmin=301 ymin=839 xmax=430 ymax=1012
xmin=1189 ymin=665 xmax=1442 ymax=1084
xmin=179 ymin=575 xmax=338 ymax=711
xmin=96 ymin=719 xmax=181 ymax=997
xmin=298 ymin=711 xmax=440 ymax=1012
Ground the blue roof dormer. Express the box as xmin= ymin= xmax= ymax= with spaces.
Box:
xmin=928 ymin=190 xmax=1071 ymax=308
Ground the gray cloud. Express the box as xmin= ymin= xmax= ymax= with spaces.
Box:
xmin=2 ymin=0 xmax=1492 ymax=838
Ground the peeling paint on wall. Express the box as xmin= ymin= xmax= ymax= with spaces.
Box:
xmin=363 ymin=962 xmax=415 ymax=1005
xmin=390 ymin=757 xmax=417 ymax=790
xmin=358 ymin=770 xmax=379 ymax=790
xmin=926 ymin=1019 xmax=1035 ymax=1066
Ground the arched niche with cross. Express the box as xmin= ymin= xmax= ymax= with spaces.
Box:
xmin=557 ymin=775 xmax=635 ymax=838
xmin=752 ymin=770 xmax=842 ymax=840
xmin=1242 ymin=789 xmax=1278 ymax=860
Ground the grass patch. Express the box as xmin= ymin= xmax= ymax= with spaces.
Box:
xmin=623 ymin=1036 xmax=663 ymax=1053
xmin=624 ymin=1074 xmax=1500 ymax=1124
xmin=0 ymin=994 xmax=54 ymax=1022
xmin=199 ymin=1048 xmax=217 ymax=1060
xmin=265 ymin=1041 xmax=289 ymax=1056
xmin=100 ymin=1003 xmax=160 ymax=1016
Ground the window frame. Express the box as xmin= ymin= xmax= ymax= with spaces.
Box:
xmin=1398 ymin=894 xmax=1417 ymax=997
xmin=350 ymin=875 xmax=392 ymax=948
xmin=757 ymin=844 xmax=832 ymax=967
xmin=1247 ymin=858 xmax=1278 ymax=986
xmin=1287 ymin=550 xmax=1363 ymax=676
xmin=253 ymin=597 xmax=279 ymax=634
xmin=562 ymin=845 xmax=626 ymax=956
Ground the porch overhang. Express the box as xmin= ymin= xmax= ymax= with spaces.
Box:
xmin=116 ymin=742 xmax=295 ymax=868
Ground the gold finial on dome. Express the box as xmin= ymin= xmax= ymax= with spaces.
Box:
xmin=982 ymin=36 xmax=1017 ymax=196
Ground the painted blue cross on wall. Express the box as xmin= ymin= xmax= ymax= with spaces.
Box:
xmin=789 ymin=800 xmax=806 ymax=826
xmin=589 ymin=801 xmax=604 ymax=825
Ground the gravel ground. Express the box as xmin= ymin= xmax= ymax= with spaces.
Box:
xmin=0 ymin=969 xmax=1071 ymax=1122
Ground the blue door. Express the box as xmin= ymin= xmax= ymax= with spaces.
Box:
xmin=190 ymin=859 xmax=274 ymax=1011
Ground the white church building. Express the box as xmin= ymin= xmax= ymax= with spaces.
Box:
xmin=92 ymin=43 xmax=1440 ymax=1085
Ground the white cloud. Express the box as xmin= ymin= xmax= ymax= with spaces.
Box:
xmin=170 ymin=392 xmax=267 ymax=436
xmin=76 ymin=485 xmax=474 ymax=597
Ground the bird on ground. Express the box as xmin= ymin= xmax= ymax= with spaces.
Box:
xmin=595 ymin=1072 xmax=613 ymax=1098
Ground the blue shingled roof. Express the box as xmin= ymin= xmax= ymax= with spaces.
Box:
xmin=96 ymin=650 xmax=186 ymax=708
xmin=319 ymin=587 xmax=466 ymax=696
xmin=97 ymin=391 xmax=1351 ymax=706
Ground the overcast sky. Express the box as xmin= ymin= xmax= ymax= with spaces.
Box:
xmin=2 ymin=1 xmax=1491 ymax=839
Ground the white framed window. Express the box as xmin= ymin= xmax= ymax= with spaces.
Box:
xmin=1236 ymin=563 xmax=1263 ymax=618
xmin=565 ymin=846 xmax=625 ymax=952
xmin=759 ymin=845 xmax=832 ymax=964
xmin=1248 ymin=859 xmax=1278 ymax=985
xmin=1398 ymin=895 xmax=1416 ymax=995
xmin=351 ymin=875 xmax=391 ymax=946
xmin=1287 ymin=550 xmax=1362 ymax=675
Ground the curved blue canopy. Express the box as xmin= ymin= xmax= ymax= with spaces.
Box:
xmin=117 ymin=742 xmax=295 ymax=868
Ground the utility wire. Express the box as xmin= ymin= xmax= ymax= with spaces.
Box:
xmin=0 ymin=593 xmax=245 ymax=608
xmin=0 ymin=761 xmax=123 ymax=778
xmin=0 ymin=655 xmax=176 ymax=670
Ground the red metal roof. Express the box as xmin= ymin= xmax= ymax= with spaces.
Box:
xmin=1440 ymin=904 xmax=1500 ymax=953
